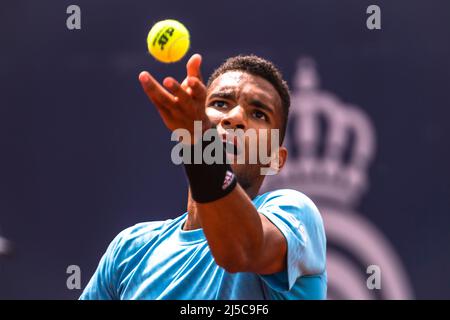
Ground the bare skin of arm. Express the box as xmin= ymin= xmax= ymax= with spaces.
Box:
xmin=138 ymin=54 xmax=287 ymax=274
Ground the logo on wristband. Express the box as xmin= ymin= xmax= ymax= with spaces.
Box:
xmin=222 ymin=170 xmax=235 ymax=190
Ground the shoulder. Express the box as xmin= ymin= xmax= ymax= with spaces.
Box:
xmin=107 ymin=219 xmax=174 ymax=260
xmin=80 ymin=219 xmax=176 ymax=300
xmin=256 ymin=189 xmax=327 ymax=287
xmin=117 ymin=220 xmax=170 ymax=242
xmin=256 ymin=189 xmax=326 ymax=257
xmin=257 ymin=188 xmax=314 ymax=203
xmin=256 ymin=189 xmax=322 ymax=223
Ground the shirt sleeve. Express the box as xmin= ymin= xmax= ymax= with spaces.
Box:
xmin=257 ymin=189 xmax=326 ymax=293
xmin=79 ymin=231 xmax=125 ymax=300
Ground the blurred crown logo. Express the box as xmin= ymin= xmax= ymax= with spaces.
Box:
xmin=263 ymin=57 xmax=413 ymax=299
xmin=265 ymin=57 xmax=376 ymax=207
xmin=0 ymin=233 xmax=12 ymax=257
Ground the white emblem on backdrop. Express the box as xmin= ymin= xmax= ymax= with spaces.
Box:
xmin=262 ymin=57 xmax=413 ymax=299
xmin=0 ymin=226 xmax=12 ymax=257
xmin=0 ymin=235 xmax=12 ymax=257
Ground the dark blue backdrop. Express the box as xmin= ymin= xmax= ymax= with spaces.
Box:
xmin=1 ymin=0 xmax=449 ymax=299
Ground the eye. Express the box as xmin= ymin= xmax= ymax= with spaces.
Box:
xmin=252 ymin=110 xmax=267 ymax=121
xmin=210 ymin=100 xmax=228 ymax=108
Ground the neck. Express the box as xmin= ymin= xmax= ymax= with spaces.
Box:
xmin=184 ymin=190 xmax=200 ymax=231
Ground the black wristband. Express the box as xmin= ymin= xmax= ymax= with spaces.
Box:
xmin=182 ymin=129 xmax=237 ymax=203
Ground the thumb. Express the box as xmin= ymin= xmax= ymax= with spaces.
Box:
xmin=186 ymin=53 xmax=203 ymax=83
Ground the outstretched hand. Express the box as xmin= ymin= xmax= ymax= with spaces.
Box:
xmin=138 ymin=54 xmax=211 ymax=137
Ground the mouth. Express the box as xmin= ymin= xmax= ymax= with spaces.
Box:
xmin=223 ymin=141 xmax=239 ymax=156
xmin=221 ymin=134 xmax=241 ymax=156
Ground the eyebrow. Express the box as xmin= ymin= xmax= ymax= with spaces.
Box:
xmin=208 ymin=91 xmax=236 ymax=101
xmin=249 ymin=99 xmax=274 ymax=115
xmin=208 ymin=90 xmax=275 ymax=115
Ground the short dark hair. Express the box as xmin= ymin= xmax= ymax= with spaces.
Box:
xmin=207 ymin=55 xmax=291 ymax=144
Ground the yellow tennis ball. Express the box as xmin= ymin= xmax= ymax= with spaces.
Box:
xmin=147 ymin=19 xmax=190 ymax=63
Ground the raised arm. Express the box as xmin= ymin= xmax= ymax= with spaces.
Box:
xmin=138 ymin=54 xmax=287 ymax=274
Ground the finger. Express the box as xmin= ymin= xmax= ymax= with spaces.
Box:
xmin=187 ymin=76 xmax=207 ymax=101
xmin=139 ymin=73 xmax=172 ymax=120
xmin=139 ymin=71 xmax=176 ymax=110
xmin=151 ymin=97 xmax=173 ymax=123
xmin=163 ymin=77 xmax=191 ymax=104
xmin=186 ymin=53 xmax=203 ymax=83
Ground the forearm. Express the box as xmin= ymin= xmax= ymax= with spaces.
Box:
xmin=195 ymin=185 xmax=264 ymax=272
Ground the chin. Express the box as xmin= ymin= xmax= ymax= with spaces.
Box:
xmin=231 ymin=164 xmax=261 ymax=191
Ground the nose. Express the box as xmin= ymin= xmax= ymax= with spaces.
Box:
xmin=220 ymin=105 xmax=246 ymax=130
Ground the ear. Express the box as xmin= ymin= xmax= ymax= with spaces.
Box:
xmin=275 ymin=146 xmax=288 ymax=172
xmin=261 ymin=146 xmax=288 ymax=176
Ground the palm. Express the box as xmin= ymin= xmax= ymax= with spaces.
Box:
xmin=138 ymin=53 xmax=211 ymax=137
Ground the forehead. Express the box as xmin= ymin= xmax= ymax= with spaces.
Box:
xmin=207 ymin=71 xmax=281 ymax=107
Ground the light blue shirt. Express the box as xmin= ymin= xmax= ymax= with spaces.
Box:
xmin=80 ymin=189 xmax=327 ymax=300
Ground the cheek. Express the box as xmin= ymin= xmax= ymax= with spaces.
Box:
xmin=253 ymin=128 xmax=278 ymax=153
xmin=205 ymin=107 xmax=223 ymax=124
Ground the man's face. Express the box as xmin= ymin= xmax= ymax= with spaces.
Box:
xmin=205 ymin=71 xmax=286 ymax=190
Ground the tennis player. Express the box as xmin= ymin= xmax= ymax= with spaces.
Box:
xmin=80 ymin=54 xmax=327 ymax=300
